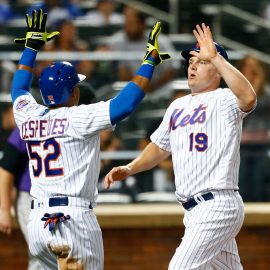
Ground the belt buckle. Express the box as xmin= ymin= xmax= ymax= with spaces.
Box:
xmin=194 ymin=192 xmax=204 ymax=204
xmin=49 ymin=197 xmax=69 ymax=207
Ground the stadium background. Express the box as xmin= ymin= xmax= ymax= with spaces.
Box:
xmin=0 ymin=0 xmax=270 ymax=269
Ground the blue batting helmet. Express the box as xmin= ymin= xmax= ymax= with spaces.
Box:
xmin=39 ymin=61 xmax=86 ymax=106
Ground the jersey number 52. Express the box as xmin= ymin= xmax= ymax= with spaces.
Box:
xmin=27 ymin=138 xmax=64 ymax=177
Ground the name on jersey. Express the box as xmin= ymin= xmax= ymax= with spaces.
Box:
xmin=21 ymin=118 xmax=68 ymax=139
xmin=169 ymin=104 xmax=207 ymax=130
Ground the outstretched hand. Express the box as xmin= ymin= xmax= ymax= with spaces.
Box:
xmin=14 ymin=9 xmax=59 ymax=51
xmin=143 ymin=22 xmax=171 ymax=65
xmin=104 ymin=166 xmax=132 ymax=189
xmin=190 ymin=23 xmax=217 ymax=61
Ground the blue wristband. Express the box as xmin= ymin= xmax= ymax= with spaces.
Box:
xmin=145 ymin=56 xmax=156 ymax=65
xmin=19 ymin=48 xmax=37 ymax=68
xmin=136 ymin=64 xmax=155 ymax=79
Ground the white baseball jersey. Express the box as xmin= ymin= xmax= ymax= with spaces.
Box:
xmin=13 ymin=93 xmax=113 ymax=204
xmin=151 ymin=88 xmax=252 ymax=201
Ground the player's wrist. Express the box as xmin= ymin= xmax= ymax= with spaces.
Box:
xmin=25 ymin=39 xmax=45 ymax=51
xmin=19 ymin=48 xmax=38 ymax=68
xmin=136 ymin=62 xmax=155 ymax=79
xmin=209 ymin=53 xmax=221 ymax=63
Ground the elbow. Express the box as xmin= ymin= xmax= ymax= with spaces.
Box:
xmin=247 ymin=87 xmax=257 ymax=107
xmin=109 ymin=100 xmax=136 ymax=125
xmin=242 ymin=90 xmax=257 ymax=112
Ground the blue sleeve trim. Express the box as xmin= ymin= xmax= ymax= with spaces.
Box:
xmin=19 ymin=48 xmax=37 ymax=68
xmin=109 ymin=82 xmax=145 ymax=125
xmin=135 ymin=63 xmax=155 ymax=79
xmin=11 ymin=70 xmax=33 ymax=102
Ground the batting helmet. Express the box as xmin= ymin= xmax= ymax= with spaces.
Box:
xmin=181 ymin=42 xmax=228 ymax=77
xmin=39 ymin=61 xmax=86 ymax=106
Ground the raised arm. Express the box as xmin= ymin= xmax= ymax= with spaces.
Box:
xmin=11 ymin=9 xmax=59 ymax=103
xmin=191 ymin=23 xmax=257 ymax=112
xmin=104 ymin=142 xmax=170 ymax=189
xmin=109 ymin=22 xmax=171 ymax=125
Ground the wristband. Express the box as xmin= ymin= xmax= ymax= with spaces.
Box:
xmin=19 ymin=48 xmax=37 ymax=68
xmin=136 ymin=63 xmax=155 ymax=79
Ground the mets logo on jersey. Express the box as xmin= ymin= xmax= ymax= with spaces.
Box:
xmin=16 ymin=99 xmax=30 ymax=111
xmin=169 ymin=104 xmax=207 ymax=131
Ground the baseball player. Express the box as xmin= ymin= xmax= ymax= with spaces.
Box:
xmin=104 ymin=23 xmax=257 ymax=269
xmin=11 ymin=9 xmax=171 ymax=270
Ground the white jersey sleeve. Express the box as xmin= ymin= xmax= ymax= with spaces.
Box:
xmin=68 ymin=101 xmax=113 ymax=138
xmin=13 ymin=94 xmax=41 ymax=128
xmin=220 ymin=88 xmax=256 ymax=121
xmin=150 ymin=104 xmax=174 ymax=152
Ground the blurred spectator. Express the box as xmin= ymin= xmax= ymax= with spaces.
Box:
xmin=0 ymin=0 xmax=19 ymax=23
xmin=35 ymin=19 xmax=95 ymax=81
xmin=0 ymin=101 xmax=16 ymax=151
xmin=237 ymin=55 xmax=270 ymax=201
xmin=135 ymin=119 xmax=174 ymax=194
xmin=78 ymin=81 xmax=97 ymax=105
xmin=238 ymin=55 xmax=270 ymax=143
xmin=106 ymin=6 xmax=180 ymax=92
xmin=27 ymin=0 xmax=83 ymax=26
xmin=86 ymin=44 xmax=117 ymax=90
xmin=98 ymin=130 xmax=133 ymax=196
xmin=0 ymin=128 xmax=42 ymax=270
xmin=84 ymin=0 xmax=124 ymax=26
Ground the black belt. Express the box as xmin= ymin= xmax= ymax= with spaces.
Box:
xmin=182 ymin=192 xmax=214 ymax=211
xmin=31 ymin=197 xmax=92 ymax=209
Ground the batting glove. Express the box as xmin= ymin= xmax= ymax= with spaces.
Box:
xmin=41 ymin=212 xmax=70 ymax=232
xmin=143 ymin=22 xmax=171 ymax=65
xmin=14 ymin=9 xmax=59 ymax=51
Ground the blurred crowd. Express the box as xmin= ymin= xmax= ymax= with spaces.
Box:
xmin=0 ymin=0 xmax=270 ymax=205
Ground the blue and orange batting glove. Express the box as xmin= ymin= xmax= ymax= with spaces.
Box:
xmin=41 ymin=212 xmax=70 ymax=232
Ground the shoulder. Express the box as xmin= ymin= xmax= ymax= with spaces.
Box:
xmin=164 ymin=95 xmax=191 ymax=115
xmin=207 ymin=88 xmax=232 ymax=99
xmin=13 ymin=94 xmax=36 ymax=112
xmin=170 ymin=94 xmax=191 ymax=106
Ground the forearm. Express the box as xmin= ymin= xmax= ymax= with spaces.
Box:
xmin=109 ymin=53 xmax=157 ymax=125
xmin=11 ymin=48 xmax=37 ymax=103
xmin=211 ymin=54 xmax=256 ymax=111
xmin=0 ymin=168 xmax=14 ymax=210
xmin=127 ymin=142 xmax=170 ymax=175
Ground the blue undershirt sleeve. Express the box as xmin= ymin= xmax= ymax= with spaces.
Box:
xmin=109 ymin=59 xmax=156 ymax=125
xmin=109 ymin=82 xmax=145 ymax=125
xmin=11 ymin=48 xmax=37 ymax=103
